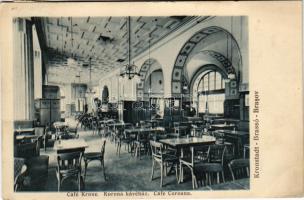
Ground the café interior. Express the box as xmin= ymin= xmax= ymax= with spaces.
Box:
xmin=13 ymin=16 xmax=249 ymax=192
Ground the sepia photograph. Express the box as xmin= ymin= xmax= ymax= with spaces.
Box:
xmin=1 ymin=2 xmax=302 ymax=199
xmin=12 ymin=15 xmax=249 ymax=192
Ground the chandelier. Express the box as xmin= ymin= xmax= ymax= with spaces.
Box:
xmin=120 ymin=16 xmax=140 ymax=80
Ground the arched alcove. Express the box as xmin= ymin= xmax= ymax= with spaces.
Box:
xmin=137 ymin=58 xmax=163 ymax=100
xmin=190 ymin=64 xmax=228 ymax=116
xmin=171 ymin=26 xmax=242 ymax=97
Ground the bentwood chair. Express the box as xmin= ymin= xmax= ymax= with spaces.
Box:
xmin=179 ymin=145 xmax=209 ymax=189
xmin=34 ymin=126 xmax=46 ymax=149
xmin=134 ymin=131 xmax=150 ymax=159
xmin=200 ymin=144 xmax=227 ymax=186
xmin=44 ymin=126 xmax=55 ymax=152
xmin=116 ymin=128 xmax=136 ymax=156
xmin=56 ymin=151 xmax=83 ymax=191
xmin=83 ymin=140 xmax=107 ymax=181
xmin=67 ymin=121 xmax=80 ymax=139
xmin=228 ymin=158 xmax=250 ymax=180
xmin=150 ymin=140 xmax=179 ymax=188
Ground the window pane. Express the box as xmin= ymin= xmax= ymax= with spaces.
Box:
xmin=198 ymin=95 xmax=207 ymax=113
xmin=215 ymin=72 xmax=222 ymax=89
xmin=203 ymin=75 xmax=208 ymax=91
xmin=208 ymin=93 xmax=225 ymax=114
xmin=209 ymin=72 xmax=215 ymax=90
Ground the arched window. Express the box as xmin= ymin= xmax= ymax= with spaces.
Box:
xmin=197 ymin=70 xmax=225 ymax=114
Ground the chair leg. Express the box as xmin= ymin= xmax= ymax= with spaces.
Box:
xmin=116 ymin=142 xmax=119 ymax=155
xmin=118 ymin=142 xmax=121 ymax=156
xmin=179 ymin=163 xmax=183 ymax=183
xmin=78 ymin=173 xmax=81 ymax=191
xmin=204 ymin=173 xmax=208 ymax=186
xmin=175 ymin=163 xmax=179 ymax=182
xmin=160 ymin=163 xmax=163 ymax=188
xmin=151 ymin=159 xmax=155 ymax=181
xmin=58 ymin=178 xmax=61 ymax=192
xmin=84 ymin=161 xmax=88 ymax=180
xmin=101 ymin=160 xmax=106 ymax=181
xmin=191 ymin=169 xmax=197 ymax=189
xmin=217 ymin=172 xmax=220 ymax=184
xmin=221 ymin=171 xmax=225 ymax=183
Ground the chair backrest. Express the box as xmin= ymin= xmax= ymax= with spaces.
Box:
xmin=190 ymin=145 xmax=209 ymax=165
xmin=224 ymin=143 xmax=235 ymax=159
xmin=228 ymin=158 xmax=250 ymax=180
xmin=137 ymin=131 xmax=149 ymax=142
xmin=16 ymin=140 xmax=39 ymax=158
xmin=150 ymin=140 xmax=163 ymax=158
xmin=57 ymin=151 xmax=83 ymax=171
xmin=213 ymin=131 xmax=225 ymax=144
xmin=207 ymin=144 xmax=227 ymax=165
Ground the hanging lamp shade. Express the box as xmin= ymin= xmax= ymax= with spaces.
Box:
xmin=119 ymin=16 xmax=140 ymax=80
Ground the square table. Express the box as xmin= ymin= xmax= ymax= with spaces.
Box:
xmin=54 ymin=138 xmax=88 ymax=154
xmin=159 ymin=135 xmax=216 ymax=148
xmin=211 ymin=124 xmax=236 ymax=130
xmin=125 ymin=127 xmax=165 ymax=134
xmin=160 ymin=135 xmax=216 ymax=183
xmin=217 ymin=129 xmax=249 ymax=136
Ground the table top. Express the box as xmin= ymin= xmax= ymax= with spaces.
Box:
xmin=108 ymin=122 xmax=132 ymax=127
xmin=54 ymin=138 xmax=88 ymax=151
xmin=99 ymin=119 xmax=115 ymax=124
xmin=217 ymin=129 xmax=249 ymax=136
xmin=16 ymin=135 xmax=39 ymax=140
xmin=159 ymin=135 xmax=216 ymax=148
xmin=53 ymin=122 xmax=68 ymax=128
xmin=173 ymin=126 xmax=188 ymax=130
xmin=202 ymin=178 xmax=249 ymax=190
xmin=14 ymin=128 xmax=35 ymax=133
xmin=211 ymin=124 xmax=236 ymax=128
xmin=125 ymin=127 xmax=165 ymax=134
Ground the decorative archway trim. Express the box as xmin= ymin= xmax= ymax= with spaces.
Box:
xmin=171 ymin=26 xmax=240 ymax=97
xmin=136 ymin=58 xmax=162 ymax=100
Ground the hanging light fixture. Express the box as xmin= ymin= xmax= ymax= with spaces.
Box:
xmin=86 ymin=57 xmax=96 ymax=95
xmin=120 ymin=16 xmax=140 ymax=80
xmin=67 ymin=17 xmax=77 ymax=66
xmin=225 ymin=19 xmax=237 ymax=83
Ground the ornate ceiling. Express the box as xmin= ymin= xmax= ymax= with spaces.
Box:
xmin=39 ymin=16 xmax=195 ymax=85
